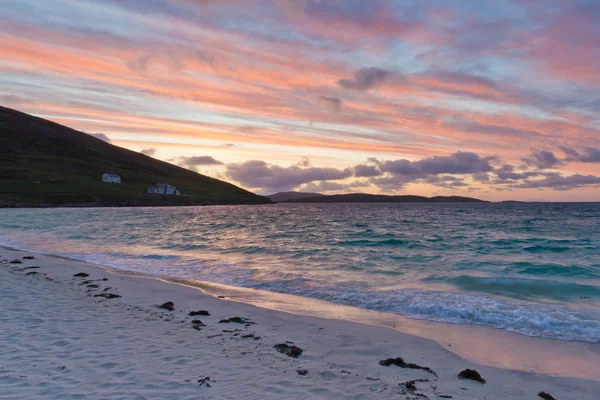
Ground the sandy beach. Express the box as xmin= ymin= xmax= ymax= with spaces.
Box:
xmin=1 ymin=246 xmax=599 ymax=400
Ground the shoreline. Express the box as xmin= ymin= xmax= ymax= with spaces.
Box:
xmin=3 ymin=244 xmax=600 ymax=381
xmin=1 ymin=246 xmax=599 ymax=399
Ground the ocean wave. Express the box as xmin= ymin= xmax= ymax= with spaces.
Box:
xmin=523 ymin=245 xmax=570 ymax=253
xmin=139 ymin=254 xmax=180 ymax=260
xmin=336 ymin=238 xmax=408 ymax=247
xmin=508 ymin=262 xmax=597 ymax=278
xmin=423 ymin=275 xmax=600 ymax=300
xmin=248 ymin=283 xmax=600 ymax=343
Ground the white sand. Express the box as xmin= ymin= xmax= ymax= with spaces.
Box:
xmin=1 ymin=247 xmax=599 ymax=400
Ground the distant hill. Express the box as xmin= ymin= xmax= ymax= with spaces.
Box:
xmin=267 ymin=191 xmax=325 ymax=202
xmin=0 ymin=106 xmax=271 ymax=207
xmin=279 ymin=193 xmax=487 ymax=203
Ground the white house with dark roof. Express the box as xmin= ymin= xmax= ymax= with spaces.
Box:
xmin=147 ymin=183 xmax=180 ymax=196
xmin=102 ymin=173 xmax=121 ymax=183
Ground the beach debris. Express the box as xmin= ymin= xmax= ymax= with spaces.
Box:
xmin=379 ymin=358 xmax=437 ymax=376
xmin=218 ymin=317 xmax=255 ymax=326
xmin=365 ymin=377 xmax=380 ymax=381
xmin=10 ymin=259 xmax=23 ymax=264
xmin=81 ymin=279 xmax=103 ymax=285
xmin=191 ymin=319 xmax=206 ymax=326
xmin=404 ymin=379 xmax=421 ymax=392
xmin=222 ymin=329 xmax=243 ymax=333
xmin=538 ymin=392 xmax=557 ymax=400
xmin=207 ymin=334 xmax=223 ymax=339
xmin=158 ymin=301 xmax=175 ymax=311
xmin=197 ymin=376 xmax=214 ymax=388
xmin=438 ymin=396 xmax=453 ymax=399
xmin=218 ymin=296 xmax=225 ymax=299
xmin=458 ymin=369 xmax=486 ymax=384
xmin=86 ymin=284 xmax=100 ymax=288
xmin=23 ymin=266 xmax=41 ymax=270
xmin=400 ymin=379 xmax=429 ymax=399
xmin=192 ymin=325 xmax=203 ymax=331
xmin=189 ymin=310 xmax=210 ymax=316
xmin=94 ymin=293 xmax=122 ymax=299
xmin=274 ymin=343 xmax=303 ymax=358
xmin=241 ymin=333 xmax=261 ymax=340
xmin=73 ymin=273 xmax=89 ymax=277
xmin=23 ymin=256 xmax=35 ymax=260
xmin=297 ymin=369 xmax=308 ymax=376
xmin=26 ymin=271 xmax=39 ymax=276
xmin=399 ymin=379 xmax=430 ymax=398
xmin=45 ymin=277 xmax=54 ymax=281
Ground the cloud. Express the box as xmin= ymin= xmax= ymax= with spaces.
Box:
xmin=176 ymin=156 xmax=224 ymax=169
xmin=226 ymin=160 xmax=352 ymax=192
xmin=513 ymin=173 xmax=600 ymax=190
xmin=128 ymin=54 xmax=152 ymax=72
xmin=521 ymin=150 xmax=563 ymax=169
xmin=450 ymin=120 xmax=543 ymax=140
xmin=300 ymin=179 xmax=368 ymax=193
xmin=89 ymin=133 xmax=112 ymax=143
xmin=472 ymin=172 xmax=493 ymax=183
xmin=353 ymin=164 xmax=380 ymax=177
xmin=221 ymin=150 xmax=597 ymax=194
xmin=141 ymin=148 xmax=157 ymax=156
xmin=0 ymin=94 xmax=33 ymax=106
xmin=193 ymin=49 xmax=216 ymax=68
xmin=491 ymin=164 xmax=544 ymax=182
xmin=338 ymin=67 xmax=390 ymax=91
xmin=423 ymin=175 xmax=469 ymax=188
xmin=225 ymin=152 xmax=501 ymax=193
xmin=364 ymin=152 xmax=498 ymax=192
xmin=317 ymin=96 xmax=342 ymax=112
xmin=377 ymin=152 xmax=496 ymax=176
xmin=297 ymin=156 xmax=312 ymax=167
xmin=271 ymin=0 xmax=319 ymax=16
xmin=128 ymin=48 xmax=216 ymax=75
xmin=368 ymin=175 xmax=410 ymax=191
xmin=561 ymin=146 xmax=600 ymax=163
xmin=300 ymin=181 xmax=348 ymax=192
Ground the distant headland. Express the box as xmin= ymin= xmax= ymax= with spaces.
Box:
xmin=268 ymin=192 xmax=487 ymax=203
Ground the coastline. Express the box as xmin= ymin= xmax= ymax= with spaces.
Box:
xmin=1 ymin=246 xmax=599 ymax=399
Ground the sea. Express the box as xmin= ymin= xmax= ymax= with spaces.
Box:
xmin=1 ymin=203 xmax=599 ymax=343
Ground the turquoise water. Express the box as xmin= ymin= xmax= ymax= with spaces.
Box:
xmin=1 ymin=203 xmax=599 ymax=342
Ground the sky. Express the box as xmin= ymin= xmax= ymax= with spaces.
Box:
xmin=1 ymin=0 xmax=599 ymax=201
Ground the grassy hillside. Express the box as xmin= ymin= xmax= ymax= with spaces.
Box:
xmin=0 ymin=106 xmax=270 ymax=207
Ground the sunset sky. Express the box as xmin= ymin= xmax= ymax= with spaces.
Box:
xmin=1 ymin=0 xmax=599 ymax=200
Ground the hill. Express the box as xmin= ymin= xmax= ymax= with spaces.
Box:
xmin=0 ymin=106 xmax=271 ymax=207
xmin=267 ymin=191 xmax=325 ymax=202
xmin=279 ymin=193 xmax=487 ymax=203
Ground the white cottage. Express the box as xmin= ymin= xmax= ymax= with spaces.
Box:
xmin=102 ymin=173 xmax=121 ymax=183
xmin=147 ymin=183 xmax=180 ymax=196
